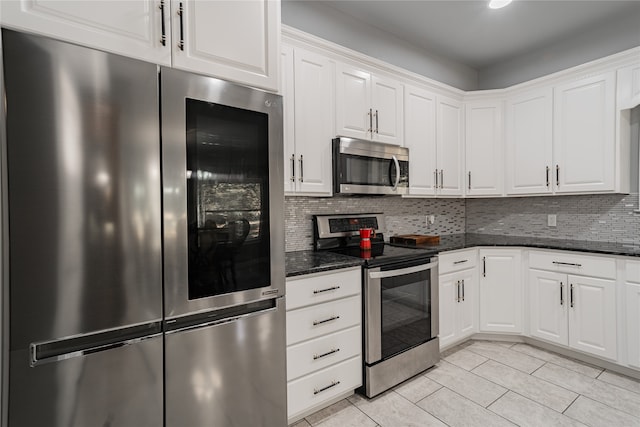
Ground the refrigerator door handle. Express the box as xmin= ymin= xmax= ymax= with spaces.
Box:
xmin=30 ymin=322 xmax=163 ymax=367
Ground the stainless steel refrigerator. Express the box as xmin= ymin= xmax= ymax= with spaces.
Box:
xmin=1 ymin=29 xmax=286 ymax=427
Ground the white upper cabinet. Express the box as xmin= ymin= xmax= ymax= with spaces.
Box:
xmin=1 ymin=0 xmax=281 ymax=91
xmin=505 ymin=88 xmax=553 ymax=195
xmin=336 ymin=63 xmax=403 ymax=145
xmin=404 ymin=85 xmax=437 ymax=195
xmin=617 ymin=63 xmax=640 ymax=109
xmin=437 ymin=96 xmax=464 ymax=196
xmin=553 ymin=71 xmax=615 ymax=193
xmin=282 ymin=45 xmax=334 ymax=196
xmin=0 ymin=0 xmax=172 ymax=65
xmin=171 ymin=0 xmax=280 ymax=91
xmin=465 ymin=100 xmax=504 ymax=196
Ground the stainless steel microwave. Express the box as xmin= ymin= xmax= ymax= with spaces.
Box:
xmin=332 ymin=137 xmax=409 ymax=195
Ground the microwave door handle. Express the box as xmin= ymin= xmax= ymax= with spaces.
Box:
xmin=391 ymin=155 xmax=400 ymax=190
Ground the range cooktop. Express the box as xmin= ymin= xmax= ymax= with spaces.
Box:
xmin=327 ymin=243 xmax=436 ymax=268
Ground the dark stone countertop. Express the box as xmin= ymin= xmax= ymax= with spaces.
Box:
xmin=286 ymin=234 xmax=640 ymax=277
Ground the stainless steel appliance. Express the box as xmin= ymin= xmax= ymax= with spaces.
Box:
xmin=314 ymin=214 xmax=439 ymax=398
xmin=332 ymin=137 xmax=409 ymax=195
xmin=1 ymin=29 xmax=286 ymax=427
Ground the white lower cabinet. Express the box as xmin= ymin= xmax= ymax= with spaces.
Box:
xmin=478 ymin=249 xmax=522 ymax=333
xmin=626 ymin=260 xmax=640 ymax=369
xmin=529 ymin=251 xmax=617 ymax=360
xmin=438 ymin=249 xmax=478 ymax=349
xmin=285 ymin=267 xmax=362 ymax=423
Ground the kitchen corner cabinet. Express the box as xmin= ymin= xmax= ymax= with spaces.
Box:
xmin=0 ymin=0 xmax=171 ymax=66
xmin=478 ymin=249 xmax=522 ymax=334
xmin=465 ymin=100 xmax=504 ymax=196
xmin=439 ymin=250 xmax=478 ymax=349
xmin=282 ymin=46 xmax=334 ymax=195
xmin=625 ymin=260 xmax=640 ymax=369
xmin=553 ymin=71 xmax=615 ymax=193
xmin=505 ymin=88 xmax=553 ymax=195
xmin=1 ymin=0 xmax=281 ymax=92
xmin=335 ymin=63 xmax=403 ymax=145
xmin=285 ymin=267 xmax=362 ymax=423
xmin=528 ymin=250 xmax=617 ymax=360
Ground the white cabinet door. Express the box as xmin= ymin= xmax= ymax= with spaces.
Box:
xmin=438 ymin=272 xmax=459 ymax=349
xmin=0 ymin=0 xmax=171 ymax=65
xmin=293 ymin=48 xmax=334 ymax=195
xmin=567 ymin=275 xmax=617 ymax=360
xmin=465 ymin=101 xmax=504 ymax=196
xmin=171 ymin=0 xmax=280 ymax=91
xmin=553 ymin=71 xmax=615 ymax=193
xmin=506 ymin=88 xmax=553 ymax=195
xmin=371 ymin=75 xmax=403 ymax=145
xmin=457 ymin=268 xmax=477 ymax=339
xmin=437 ymin=96 xmax=464 ymax=196
xmin=282 ymin=45 xmax=296 ymax=194
xmin=479 ymin=249 xmax=522 ymax=333
xmin=404 ymin=85 xmax=437 ymax=196
xmin=335 ymin=63 xmax=371 ymax=140
xmin=627 ymin=282 xmax=640 ymax=369
xmin=439 ymin=268 xmax=476 ymax=350
xmin=529 ymin=269 xmax=568 ymax=346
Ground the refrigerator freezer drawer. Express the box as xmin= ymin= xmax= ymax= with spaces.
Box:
xmin=165 ymin=298 xmax=287 ymax=427
xmin=8 ymin=334 xmax=163 ymax=427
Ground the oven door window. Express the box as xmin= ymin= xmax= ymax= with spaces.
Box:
xmin=185 ymin=98 xmax=271 ymax=299
xmin=339 ymin=154 xmax=407 ymax=187
xmin=380 ymin=268 xmax=432 ymax=359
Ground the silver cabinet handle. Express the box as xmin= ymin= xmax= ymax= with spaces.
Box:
xmin=313 ymin=286 xmax=340 ymax=294
xmin=552 ymin=261 xmax=582 ymax=267
xmin=560 ymin=282 xmax=564 ymax=306
xmin=159 ymin=0 xmax=167 ymax=46
xmin=313 ymin=315 xmax=340 ymax=326
xmin=468 ymin=171 xmax=471 ymax=190
xmin=313 ymin=348 xmax=340 ymax=360
xmin=456 ymin=280 xmax=460 ymax=303
xmin=368 ymin=108 xmax=373 ymax=134
xmin=546 ymin=166 xmax=550 ymax=188
xmin=177 ymin=2 xmax=185 ymax=51
xmin=462 ymin=279 xmax=465 ymax=301
xmin=375 ymin=109 xmax=379 ymax=133
xmin=440 ymin=169 xmax=444 ymax=189
xmin=556 ymin=164 xmax=560 ymax=187
xmin=391 ymin=155 xmax=400 ymax=190
xmin=453 ymin=259 xmax=468 ymax=265
xmin=314 ymin=380 xmax=340 ymax=395
xmin=290 ymin=154 xmax=295 ymax=182
xmin=482 ymin=256 xmax=486 ymax=277
xmin=570 ymin=284 xmax=574 ymax=308
xmin=434 ymin=169 xmax=438 ymax=188
xmin=299 ymin=155 xmax=304 ymax=182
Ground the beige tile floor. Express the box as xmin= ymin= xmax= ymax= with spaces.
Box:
xmin=290 ymin=340 xmax=640 ymax=427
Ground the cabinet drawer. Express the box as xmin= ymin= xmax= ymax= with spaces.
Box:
xmin=287 ymin=268 xmax=361 ymax=310
xmin=287 ymin=295 xmax=361 ymax=346
xmin=627 ymin=260 xmax=640 ymax=284
xmin=439 ymin=249 xmax=477 ymax=274
xmin=529 ymin=250 xmax=616 ymax=279
xmin=287 ymin=356 xmax=362 ymax=420
xmin=287 ymin=326 xmax=361 ymax=381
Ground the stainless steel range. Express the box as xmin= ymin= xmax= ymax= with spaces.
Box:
xmin=313 ymin=213 xmax=439 ymax=398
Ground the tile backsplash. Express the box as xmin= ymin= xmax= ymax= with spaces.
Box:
xmin=284 ymin=193 xmax=640 ymax=252
xmin=285 ymin=196 xmax=465 ymax=252
xmin=466 ymin=193 xmax=640 ymax=245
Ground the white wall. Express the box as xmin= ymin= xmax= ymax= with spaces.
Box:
xmin=281 ymin=0 xmax=479 ymax=90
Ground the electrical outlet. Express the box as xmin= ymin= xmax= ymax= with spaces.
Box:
xmin=548 ymin=214 xmax=557 ymax=227
xmin=429 ymin=215 xmax=435 ymax=224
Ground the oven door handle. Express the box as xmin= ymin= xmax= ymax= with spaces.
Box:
xmin=368 ymin=261 xmax=438 ymax=279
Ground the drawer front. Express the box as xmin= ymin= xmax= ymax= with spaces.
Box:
xmin=286 ymin=268 xmax=361 ymax=310
xmin=287 ymin=295 xmax=361 ymax=346
xmin=439 ymin=249 xmax=477 ymax=274
xmin=627 ymin=260 xmax=640 ymax=284
xmin=287 ymin=356 xmax=362 ymax=420
xmin=287 ymin=326 xmax=361 ymax=381
xmin=529 ymin=250 xmax=616 ymax=279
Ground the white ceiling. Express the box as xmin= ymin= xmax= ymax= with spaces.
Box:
xmin=316 ymin=0 xmax=640 ymax=69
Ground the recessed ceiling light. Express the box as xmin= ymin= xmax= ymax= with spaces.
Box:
xmin=489 ymin=0 xmax=512 ymax=9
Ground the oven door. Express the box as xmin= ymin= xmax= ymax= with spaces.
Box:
xmin=364 ymin=258 xmax=439 ymax=365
